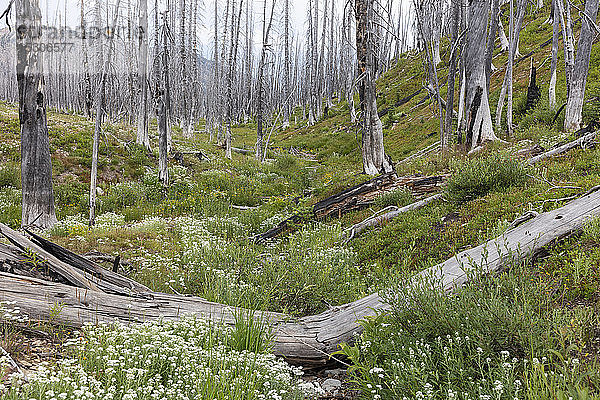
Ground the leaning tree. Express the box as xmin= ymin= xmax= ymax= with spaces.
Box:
xmin=15 ymin=0 xmax=57 ymax=229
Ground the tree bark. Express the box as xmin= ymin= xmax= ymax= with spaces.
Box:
xmin=356 ymin=0 xmax=393 ymax=175
xmin=444 ymin=0 xmax=461 ymax=150
xmin=485 ymin=0 xmax=500 ymax=88
xmin=15 ymin=0 xmax=58 ymax=229
xmin=549 ymin=0 xmax=561 ymax=109
xmin=464 ymin=0 xmax=500 ymax=149
xmin=564 ymin=0 xmax=599 ymax=131
xmin=136 ymin=0 xmax=150 ymax=150
xmin=90 ymin=0 xmax=121 ymax=227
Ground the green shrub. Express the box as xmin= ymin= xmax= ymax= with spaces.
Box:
xmin=373 ymin=188 xmax=414 ymax=208
xmin=273 ymin=154 xmax=298 ymax=172
xmin=583 ymin=216 xmax=600 ymax=241
xmin=445 ymin=154 xmax=528 ymax=204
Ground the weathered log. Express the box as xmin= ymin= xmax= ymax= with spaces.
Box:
xmin=2 ymin=188 xmax=600 ymax=366
xmin=527 ymin=130 xmax=598 ymax=165
xmin=25 ymin=229 xmax=151 ymax=297
xmin=0 ymin=223 xmax=98 ymax=290
xmin=253 ymin=173 xmax=447 ymax=242
xmin=342 ymin=193 xmax=444 ymax=242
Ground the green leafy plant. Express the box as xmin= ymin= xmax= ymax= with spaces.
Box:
xmin=445 ymin=154 xmax=529 ymax=204
xmin=373 ymin=188 xmax=414 ymax=208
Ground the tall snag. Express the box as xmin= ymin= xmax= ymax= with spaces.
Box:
xmin=563 ymin=0 xmax=599 ymax=131
xmin=15 ymin=0 xmax=57 ymax=229
xmin=136 ymin=0 xmax=150 ymax=150
xmin=464 ymin=0 xmax=500 ymax=149
xmin=355 ymin=0 xmax=393 ymax=175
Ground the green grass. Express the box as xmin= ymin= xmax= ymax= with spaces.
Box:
xmin=337 ymin=261 xmax=600 ymax=399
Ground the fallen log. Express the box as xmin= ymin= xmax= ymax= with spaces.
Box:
xmin=527 ymin=130 xmax=598 ymax=165
xmin=2 ymin=188 xmax=600 ymax=366
xmin=25 ymin=229 xmax=151 ymax=297
xmin=343 ymin=134 xmax=594 ymax=242
xmin=0 ymin=223 xmax=98 ymax=291
xmin=342 ymin=193 xmax=443 ymax=242
xmin=253 ymin=173 xmax=447 ymax=242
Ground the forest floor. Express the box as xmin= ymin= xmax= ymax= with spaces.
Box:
xmin=1 ymin=4 xmax=600 ymax=399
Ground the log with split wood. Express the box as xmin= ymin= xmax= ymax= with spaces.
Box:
xmin=253 ymin=172 xmax=448 ymax=242
xmin=2 ymin=188 xmax=600 ymax=366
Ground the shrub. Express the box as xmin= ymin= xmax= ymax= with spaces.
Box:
xmin=373 ymin=188 xmax=414 ymax=208
xmin=444 ymin=154 xmax=528 ymax=204
xmin=273 ymin=154 xmax=298 ymax=173
xmin=0 ymin=187 xmax=22 ymax=227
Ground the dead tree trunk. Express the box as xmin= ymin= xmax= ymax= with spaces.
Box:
xmin=549 ymin=0 xmax=560 ymax=108
xmin=255 ymin=0 xmax=276 ymax=162
xmin=136 ymin=0 xmax=150 ymax=150
xmin=494 ymin=0 xmax=526 ymax=130
xmin=90 ymin=0 xmax=121 ymax=227
xmin=464 ymin=0 xmax=500 ymax=149
xmin=156 ymin=13 xmax=170 ymax=186
xmin=563 ymin=0 xmax=599 ymax=131
xmin=15 ymin=0 xmax=58 ymax=229
xmin=484 ymin=0 xmax=500 ymax=88
xmin=444 ymin=0 xmax=461 ymax=149
xmin=356 ymin=0 xmax=393 ymax=175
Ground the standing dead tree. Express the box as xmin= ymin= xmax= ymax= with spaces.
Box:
xmin=494 ymin=0 xmax=526 ymax=131
xmin=226 ymin=0 xmax=244 ymax=159
xmin=155 ymin=12 xmax=172 ymax=186
xmin=563 ymin=0 xmax=599 ymax=131
xmin=464 ymin=0 xmax=501 ymax=150
xmin=355 ymin=0 xmax=393 ymax=175
xmin=89 ymin=0 xmax=121 ymax=227
xmin=14 ymin=0 xmax=57 ymax=229
xmin=136 ymin=0 xmax=150 ymax=150
xmin=4 ymin=186 xmax=600 ymax=366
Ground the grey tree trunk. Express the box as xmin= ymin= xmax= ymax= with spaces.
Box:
xmin=90 ymin=0 xmax=121 ymax=227
xmin=282 ymin=0 xmax=291 ymax=128
xmin=484 ymin=0 xmax=500 ymax=88
xmin=136 ymin=0 xmax=150 ymax=150
xmin=444 ymin=0 xmax=461 ymax=150
xmin=80 ymin=0 xmax=93 ymax=119
xmin=494 ymin=0 xmax=526 ymax=129
xmin=158 ymin=15 xmax=170 ymax=186
xmin=16 ymin=0 xmax=57 ymax=229
xmin=356 ymin=0 xmax=393 ymax=175
xmin=507 ymin=0 xmax=515 ymax=136
xmin=255 ymin=0 xmax=276 ymax=161
xmin=549 ymin=0 xmax=560 ymax=108
xmin=464 ymin=0 xmax=499 ymax=149
xmin=564 ymin=0 xmax=599 ymax=131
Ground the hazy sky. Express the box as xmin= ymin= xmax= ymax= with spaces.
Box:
xmin=35 ymin=0 xmax=313 ymax=41
xmin=7 ymin=0 xmax=404 ymax=58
